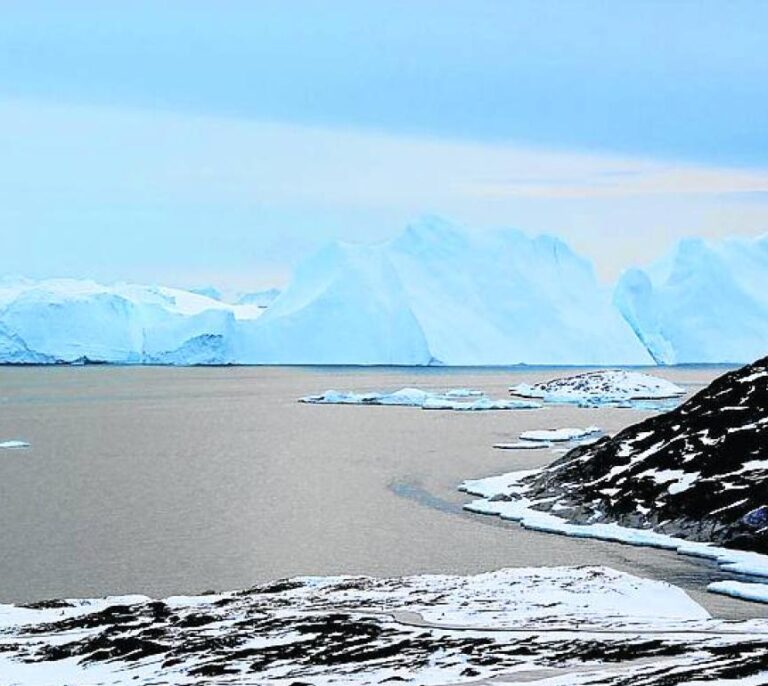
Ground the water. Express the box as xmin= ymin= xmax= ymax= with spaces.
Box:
xmin=0 ymin=364 xmax=763 ymax=619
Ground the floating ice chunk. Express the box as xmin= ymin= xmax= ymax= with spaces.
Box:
xmin=299 ymin=388 xmax=541 ymax=411
xmin=510 ymin=370 xmax=685 ymax=407
xmin=443 ymin=388 xmax=484 ymax=398
xmin=422 ymin=397 xmax=540 ymax=411
xmin=519 ymin=426 xmax=601 ymax=442
xmin=708 ymin=580 xmax=768 ymax=604
xmin=0 ymin=440 xmax=30 ymax=449
xmin=493 ymin=441 xmax=552 ymax=450
xmin=299 ymin=388 xmax=429 ymax=406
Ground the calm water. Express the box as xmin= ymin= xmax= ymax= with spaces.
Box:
xmin=0 ymin=364 xmax=763 ymax=619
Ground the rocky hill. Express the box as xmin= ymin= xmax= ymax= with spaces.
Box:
xmin=520 ymin=356 xmax=768 ymax=553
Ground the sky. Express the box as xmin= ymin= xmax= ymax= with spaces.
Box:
xmin=1 ymin=0 xmax=767 ymax=289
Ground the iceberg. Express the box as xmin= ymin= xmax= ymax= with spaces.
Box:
xmin=510 ymin=369 xmax=685 ymax=407
xmin=518 ymin=426 xmax=602 ymax=442
xmin=0 ymin=440 xmax=30 ymax=449
xmin=614 ymin=234 xmax=768 ymax=364
xmin=2 ymin=220 xmax=766 ymax=366
xmin=0 ymin=278 xmax=262 ymax=365
xmin=299 ymin=387 xmax=540 ymax=411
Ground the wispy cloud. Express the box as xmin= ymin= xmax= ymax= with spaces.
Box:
xmin=2 ymin=97 xmax=768 ymax=285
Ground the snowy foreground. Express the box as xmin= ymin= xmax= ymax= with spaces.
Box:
xmin=4 ymin=219 xmax=766 ymax=366
xmin=299 ymin=387 xmax=541 ymax=411
xmin=3 ymin=566 xmax=768 ymax=686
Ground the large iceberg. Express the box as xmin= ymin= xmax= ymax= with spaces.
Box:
xmin=233 ymin=217 xmax=653 ymax=365
xmin=615 ymin=234 xmax=768 ymax=364
xmin=3 ymin=220 xmax=766 ymax=366
xmin=0 ymin=278 xmax=263 ymax=365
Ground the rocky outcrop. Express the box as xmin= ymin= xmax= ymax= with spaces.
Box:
xmin=519 ymin=356 xmax=768 ymax=553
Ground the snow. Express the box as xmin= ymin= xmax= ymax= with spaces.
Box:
xmin=614 ymin=234 xmax=768 ymax=364
xmin=519 ymin=426 xmax=602 ymax=442
xmin=6 ymin=566 xmax=761 ymax=686
xmin=0 ymin=440 xmax=30 ymax=449
xmin=299 ymin=388 xmax=541 ymax=411
xmin=510 ymin=369 xmax=685 ymax=407
xmin=461 ymin=467 xmax=768 ymax=600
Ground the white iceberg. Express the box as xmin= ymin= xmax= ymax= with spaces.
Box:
xmin=708 ymin=580 xmax=768 ymax=605
xmin=0 ymin=218 xmax=657 ymax=366
xmin=614 ymin=234 xmax=768 ymax=364
xmin=299 ymin=387 xmax=540 ymax=411
xmin=510 ymin=369 xmax=685 ymax=407
xmin=0 ymin=440 xmax=30 ymax=449
xmin=519 ymin=426 xmax=602 ymax=442
xmin=0 ymin=278 xmax=263 ymax=365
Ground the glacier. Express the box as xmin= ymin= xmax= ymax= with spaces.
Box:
xmin=1 ymin=220 xmax=766 ymax=366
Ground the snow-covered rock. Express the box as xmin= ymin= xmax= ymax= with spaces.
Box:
xmin=6 ymin=566 xmax=768 ymax=686
xmin=462 ymin=355 xmax=768 ymax=596
xmin=510 ymin=369 xmax=685 ymax=407
xmin=615 ymin=234 xmax=768 ymax=364
xmin=505 ymin=356 xmax=768 ymax=554
xmin=299 ymin=387 xmax=540 ymax=411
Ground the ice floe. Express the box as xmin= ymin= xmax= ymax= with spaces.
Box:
xmin=519 ymin=426 xmax=602 ymax=442
xmin=510 ymin=369 xmax=685 ymax=408
xmin=708 ymin=580 xmax=768 ymax=604
xmin=299 ymin=388 xmax=541 ymax=411
xmin=0 ymin=440 xmax=30 ymax=449
xmin=5 ymin=566 xmax=768 ymax=685
xmin=493 ymin=441 xmax=553 ymax=450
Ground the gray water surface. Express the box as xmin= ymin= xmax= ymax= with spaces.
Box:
xmin=0 ymin=364 xmax=762 ymax=619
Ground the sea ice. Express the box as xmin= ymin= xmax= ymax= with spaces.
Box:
xmin=519 ymin=426 xmax=602 ymax=442
xmin=708 ymin=580 xmax=768 ymax=604
xmin=0 ymin=440 xmax=30 ymax=449
xmin=300 ymin=388 xmax=541 ymax=411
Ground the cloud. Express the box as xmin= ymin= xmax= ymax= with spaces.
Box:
xmin=1 ymin=96 xmax=768 ymax=285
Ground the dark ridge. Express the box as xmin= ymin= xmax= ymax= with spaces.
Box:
xmin=520 ymin=355 xmax=768 ymax=553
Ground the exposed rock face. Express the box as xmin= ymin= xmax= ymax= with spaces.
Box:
xmin=520 ymin=356 xmax=768 ymax=553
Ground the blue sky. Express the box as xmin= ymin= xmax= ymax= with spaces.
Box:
xmin=2 ymin=1 xmax=767 ymax=288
